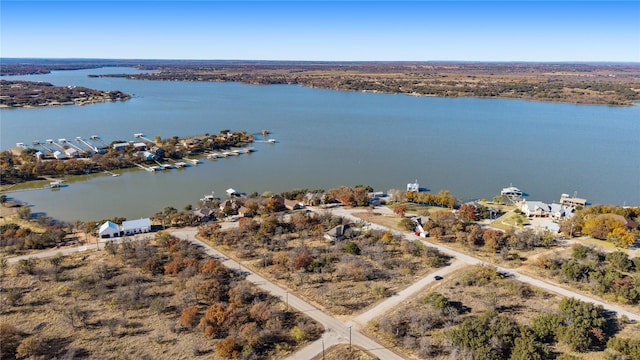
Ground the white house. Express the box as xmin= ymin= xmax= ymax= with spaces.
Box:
xmin=98 ymin=218 xmax=151 ymax=238
xmin=98 ymin=221 xmax=122 ymax=238
xmin=122 ymin=218 xmax=152 ymax=235
xmin=549 ymin=203 xmax=575 ymax=220
xmin=521 ymin=200 xmax=575 ymax=219
xmin=521 ymin=201 xmax=551 ymax=217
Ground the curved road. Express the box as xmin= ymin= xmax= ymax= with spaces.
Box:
xmin=7 ymin=208 xmax=639 ymax=359
xmin=323 ymin=206 xmax=640 ymax=322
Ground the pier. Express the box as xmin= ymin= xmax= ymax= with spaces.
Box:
xmin=134 ymin=163 xmax=159 ymax=172
xmin=183 ymin=158 xmax=200 ymax=165
xmin=134 ymin=133 xmax=155 ymax=144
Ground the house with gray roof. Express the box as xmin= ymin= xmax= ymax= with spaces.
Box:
xmin=121 ymin=218 xmax=152 ymax=235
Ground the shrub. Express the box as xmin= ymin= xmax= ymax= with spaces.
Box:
xmin=345 ymin=241 xmax=361 ymax=255
xmin=607 ymin=337 xmax=640 ymax=359
xmin=180 ymin=305 xmax=199 ymax=328
xmin=0 ymin=323 xmax=23 ymax=358
xmin=16 ymin=334 xmax=48 ymax=359
xmin=215 ymin=335 xmax=242 ymax=358
xmin=290 ymin=325 xmax=307 ymax=343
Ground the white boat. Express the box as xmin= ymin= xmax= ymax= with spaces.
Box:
xmin=200 ymin=192 xmax=216 ymax=202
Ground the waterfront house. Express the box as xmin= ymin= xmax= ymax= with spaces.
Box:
xmin=150 ymin=146 xmax=165 ymax=158
xmin=238 ymin=206 xmax=255 ymax=218
xmin=522 ymin=200 xmax=575 ymax=219
xmin=284 ymin=199 xmax=305 ymax=211
xmin=220 ymin=199 xmax=242 ymax=213
xmin=121 ymin=218 xmax=151 ymax=235
xmin=549 ymin=203 xmax=575 ymax=220
xmin=521 ymin=201 xmax=551 ymax=217
xmin=112 ymin=142 xmax=130 ymax=150
xmin=304 ymin=192 xmax=323 ymax=206
xmin=143 ymin=151 xmax=156 ymax=161
xmin=98 ymin=221 xmax=122 ymax=238
xmin=133 ymin=142 xmax=147 ymax=151
xmin=193 ymin=208 xmax=215 ymax=222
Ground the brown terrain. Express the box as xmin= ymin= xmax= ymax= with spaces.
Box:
xmin=2 ymin=60 xmax=639 ymax=106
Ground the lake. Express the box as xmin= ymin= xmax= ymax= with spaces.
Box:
xmin=1 ymin=67 xmax=638 ymax=222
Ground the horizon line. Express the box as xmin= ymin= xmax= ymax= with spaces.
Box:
xmin=2 ymin=57 xmax=639 ymax=65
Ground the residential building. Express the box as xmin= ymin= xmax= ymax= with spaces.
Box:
xmin=122 ymin=218 xmax=152 ymax=235
xmin=98 ymin=221 xmax=122 ymax=238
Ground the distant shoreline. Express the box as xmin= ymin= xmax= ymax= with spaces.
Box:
xmin=2 ymin=60 xmax=639 ymax=106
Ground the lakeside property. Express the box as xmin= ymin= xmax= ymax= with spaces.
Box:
xmin=1 ymin=182 xmax=639 ymax=360
xmin=1 ymin=67 xmax=638 ymax=222
xmin=0 ymin=80 xmax=130 ymax=108
xmin=1 ymin=130 xmax=256 ymax=187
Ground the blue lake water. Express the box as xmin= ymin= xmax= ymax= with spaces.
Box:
xmin=1 ymin=67 xmax=638 ymax=222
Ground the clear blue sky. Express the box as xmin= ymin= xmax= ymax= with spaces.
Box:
xmin=2 ymin=1 xmax=639 ymax=62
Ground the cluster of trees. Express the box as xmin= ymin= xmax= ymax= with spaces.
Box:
xmin=535 ymin=244 xmax=640 ymax=304
xmin=406 ymin=190 xmax=457 ymax=209
xmin=559 ymin=205 xmax=640 ymax=247
xmin=199 ymin=210 xmax=450 ymax=314
xmin=1 ymin=147 xmax=139 ymax=184
xmin=0 ymin=80 xmax=130 ymax=107
xmin=377 ymin=265 xmax=619 ymax=359
xmin=152 ymin=206 xmax=201 ymax=228
xmin=113 ymin=234 xmax=320 ymax=358
xmin=325 ymin=185 xmax=372 ymax=207
xmin=0 ymin=233 xmax=320 ymax=359
xmin=154 ymin=130 xmax=254 ymax=160
xmin=0 ymin=213 xmax=68 ymax=253
xmin=420 ymin=211 xmax=555 ymax=259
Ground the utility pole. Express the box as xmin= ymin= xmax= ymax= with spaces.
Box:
xmin=349 ymin=325 xmax=352 ymax=352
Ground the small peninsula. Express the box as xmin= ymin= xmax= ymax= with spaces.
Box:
xmin=0 ymin=80 xmax=130 ymax=108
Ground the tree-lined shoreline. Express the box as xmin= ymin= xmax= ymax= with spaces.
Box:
xmin=2 ymin=59 xmax=639 ymax=106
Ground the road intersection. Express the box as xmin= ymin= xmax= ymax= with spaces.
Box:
xmin=6 ymin=205 xmax=639 ymax=359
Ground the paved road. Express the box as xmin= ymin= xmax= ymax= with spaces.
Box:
xmin=317 ymin=206 xmax=640 ymax=322
xmin=5 ymin=234 xmax=153 ymax=264
xmin=350 ymin=259 xmax=466 ymax=328
xmin=8 ymin=210 xmax=639 ymax=359
xmin=169 ymin=229 xmax=405 ymax=360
